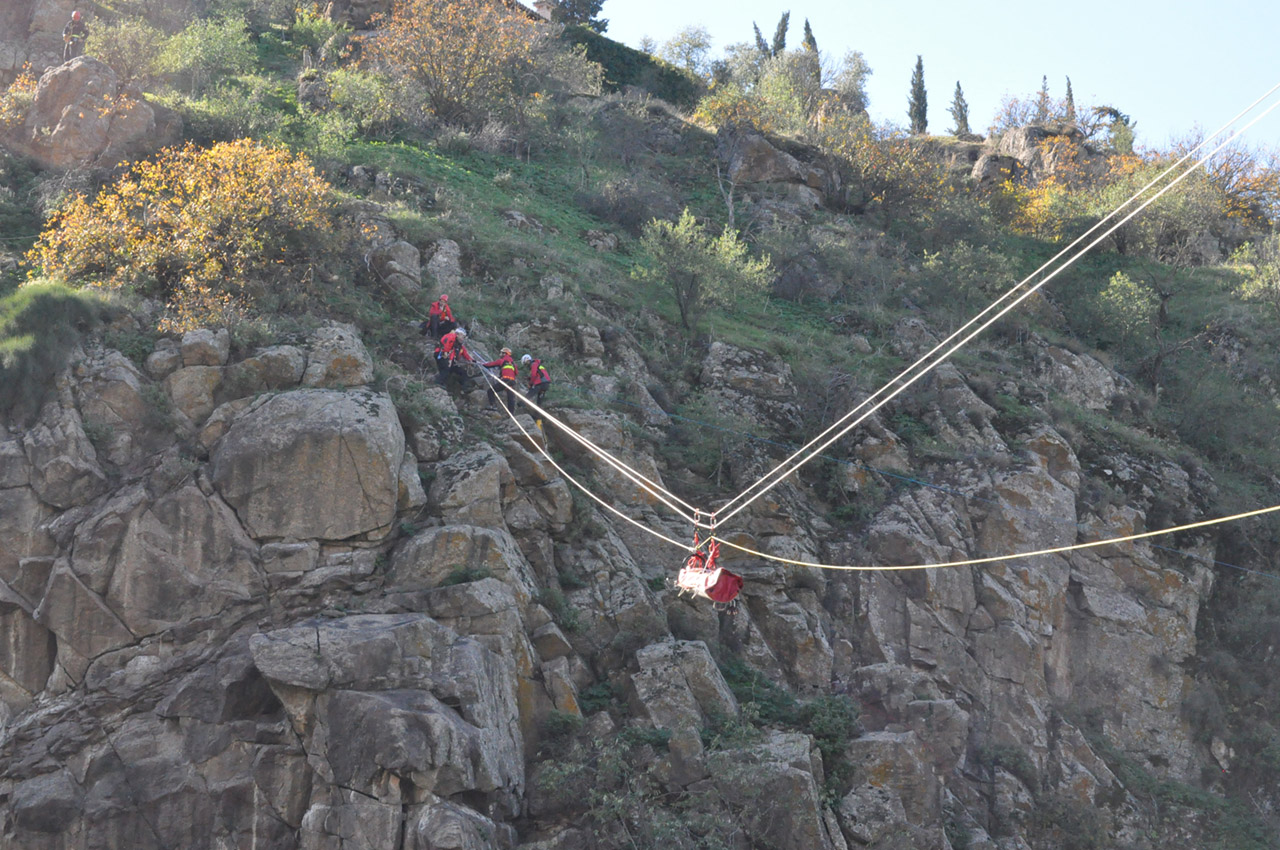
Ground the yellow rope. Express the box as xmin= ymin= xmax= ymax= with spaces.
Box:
xmin=711 ymin=503 xmax=1280 ymax=572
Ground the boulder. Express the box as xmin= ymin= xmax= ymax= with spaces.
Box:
xmin=180 ymin=328 xmax=230 ymax=366
xmin=708 ymin=731 xmax=835 ymax=850
xmin=11 ymin=56 xmax=180 ymax=170
xmin=302 ymin=322 xmax=374 ymax=388
xmin=368 ymin=239 xmax=421 ymax=293
xmin=210 ymin=388 xmax=407 ymax=540
xmin=164 ymin=365 xmax=223 ymax=424
xmin=22 ymin=395 xmax=108 ymax=509
xmin=73 ymin=348 xmax=167 ymax=467
xmin=388 ymin=524 xmax=539 ymax=606
xmin=427 ymin=444 xmax=516 ymax=527
xmin=251 ymin=613 xmax=524 ymax=812
xmin=628 ymin=639 xmax=738 ymax=732
xmin=426 ymin=239 xmax=463 ymax=291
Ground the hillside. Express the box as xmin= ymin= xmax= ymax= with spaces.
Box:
xmin=2 ymin=3 xmax=1280 ymax=849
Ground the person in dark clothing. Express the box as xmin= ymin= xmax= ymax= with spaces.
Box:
xmin=483 ymin=347 xmax=518 ymax=411
xmin=434 ymin=327 xmax=474 ymax=390
xmin=420 ymin=294 xmax=455 ymax=339
xmin=63 ymin=11 xmax=88 ymax=61
xmin=521 ymin=354 xmax=551 ymax=405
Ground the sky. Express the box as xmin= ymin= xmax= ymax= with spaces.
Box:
xmin=602 ymin=0 xmax=1280 ymax=152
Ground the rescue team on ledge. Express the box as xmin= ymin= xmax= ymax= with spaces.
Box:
xmin=421 ymin=294 xmax=552 ymax=409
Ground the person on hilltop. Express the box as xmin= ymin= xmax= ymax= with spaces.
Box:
xmin=421 ymin=294 xmax=456 ymax=339
xmin=483 ymin=347 xmax=518 ymax=411
xmin=522 ymin=353 xmax=551 ymax=405
xmin=63 ymin=10 xmax=88 ymax=62
xmin=434 ymin=326 xmax=474 ymax=390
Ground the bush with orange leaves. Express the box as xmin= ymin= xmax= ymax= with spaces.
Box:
xmin=28 ymin=139 xmax=332 ymax=331
xmin=0 ymin=67 xmax=37 ymax=131
xmin=364 ymin=0 xmax=539 ymax=124
xmin=811 ymin=110 xmax=950 ymax=223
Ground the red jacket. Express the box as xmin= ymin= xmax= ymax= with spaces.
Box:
xmin=483 ymin=354 xmax=517 ymax=381
xmin=429 ymin=300 xmax=453 ymax=322
xmin=528 ymin=359 xmax=550 ymax=387
xmin=435 ymin=331 xmax=472 ymax=364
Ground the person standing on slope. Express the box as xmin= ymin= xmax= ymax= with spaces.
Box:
xmin=63 ymin=11 xmax=88 ymax=61
xmin=522 ymin=354 xmax=551 ymax=406
xmin=483 ymin=347 xmax=518 ymax=411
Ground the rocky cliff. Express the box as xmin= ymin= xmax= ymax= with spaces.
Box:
xmin=0 ymin=300 xmax=1252 ymax=849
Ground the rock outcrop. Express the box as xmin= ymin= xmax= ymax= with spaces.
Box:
xmin=0 ymin=316 xmax=1247 ymax=849
xmin=6 ymin=56 xmax=181 ymax=170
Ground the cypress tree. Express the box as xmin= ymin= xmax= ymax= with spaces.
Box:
xmin=771 ymin=11 xmax=790 ymax=57
xmin=908 ymin=55 xmax=927 ymax=134
xmin=802 ymin=18 xmax=817 ymax=54
xmin=949 ymin=81 xmax=970 ymax=135
xmin=1035 ymin=74 xmax=1050 ymax=121
xmin=753 ymin=23 xmax=769 ymax=56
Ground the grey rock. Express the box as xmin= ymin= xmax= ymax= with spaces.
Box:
xmin=210 ymin=388 xmax=405 ymax=540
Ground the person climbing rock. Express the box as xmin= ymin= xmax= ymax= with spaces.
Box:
xmin=434 ymin=326 xmax=474 ymax=390
xmin=483 ymin=347 xmax=518 ymax=411
xmin=63 ymin=10 xmax=88 ymax=62
xmin=522 ymin=353 xmax=551 ymax=405
xmin=421 ymin=294 xmax=455 ymax=339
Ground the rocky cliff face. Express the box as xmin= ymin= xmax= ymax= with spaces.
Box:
xmin=0 ymin=313 xmax=1246 ymax=849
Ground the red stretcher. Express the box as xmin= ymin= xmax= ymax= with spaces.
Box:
xmin=673 ymin=539 xmax=743 ymax=606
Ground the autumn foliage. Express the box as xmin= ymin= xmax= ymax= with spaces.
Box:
xmin=365 ymin=0 xmax=539 ymax=123
xmin=29 ymin=139 xmax=332 ymax=330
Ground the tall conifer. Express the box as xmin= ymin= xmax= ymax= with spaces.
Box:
xmin=949 ymin=81 xmax=970 ymax=135
xmin=1035 ymin=74 xmax=1051 ymax=121
xmin=908 ymin=55 xmax=927 ymax=134
xmin=802 ymin=19 xmax=817 ymax=53
xmin=771 ymin=11 xmax=790 ymax=57
xmin=1065 ymin=76 xmax=1076 ymax=122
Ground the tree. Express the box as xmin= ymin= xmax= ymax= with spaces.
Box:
xmin=160 ymin=14 xmax=256 ymax=95
xmin=949 ymin=81 xmax=970 ymax=135
xmin=770 ymin=11 xmax=790 ymax=57
xmin=752 ymin=23 xmax=770 ymax=56
xmin=28 ymin=139 xmax=333 ymax=331
xmin=1064 ymin=76 xmax=1076 ymax=122
xmin=1034 ymin=74 xmax=1050 ymax=121
xmin=907 ymin=55 xmax=927 ymax=134
xmin=365 ymin=0 xmax=538 ymax=123
xmin=635 ymin=209 xmax=773 ymax=331
xmin=659 ymin=26 xmax=713 ymax=79
xmin=548 ymin=0 xmax=607 ymax=32
xmin=801 ymin=18 xmax=817 ymax=54
xmin=830 ymin=50 xmax=871 ymax=114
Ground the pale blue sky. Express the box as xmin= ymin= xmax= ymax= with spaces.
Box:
xmin=603 ymin=0 xmax=1280 ymax=151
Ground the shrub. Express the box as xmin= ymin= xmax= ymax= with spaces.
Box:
xmin=0 ymin=67 xmax=37 ymax=131
xmin=325 ymin=68 xmax=398 ymax=139
xmin=29 ymin=139 xmax=333 ymax=331
xmin=364 ymin=0 xmax=538 ymax=125
xmin=288 ymin=4 xmax=349 ymax=55
xmin=160 ymin=14 xmax=257 ymax=95
xmin=0 ymin=283 xmax=103 ymax=421
xmin=86 ymin=17 xmax=166 ymax=87
xmin=635 ymin=209 xmax=773 ymax=330
xmin=811 ymin=111 xmax=950 ymax=222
